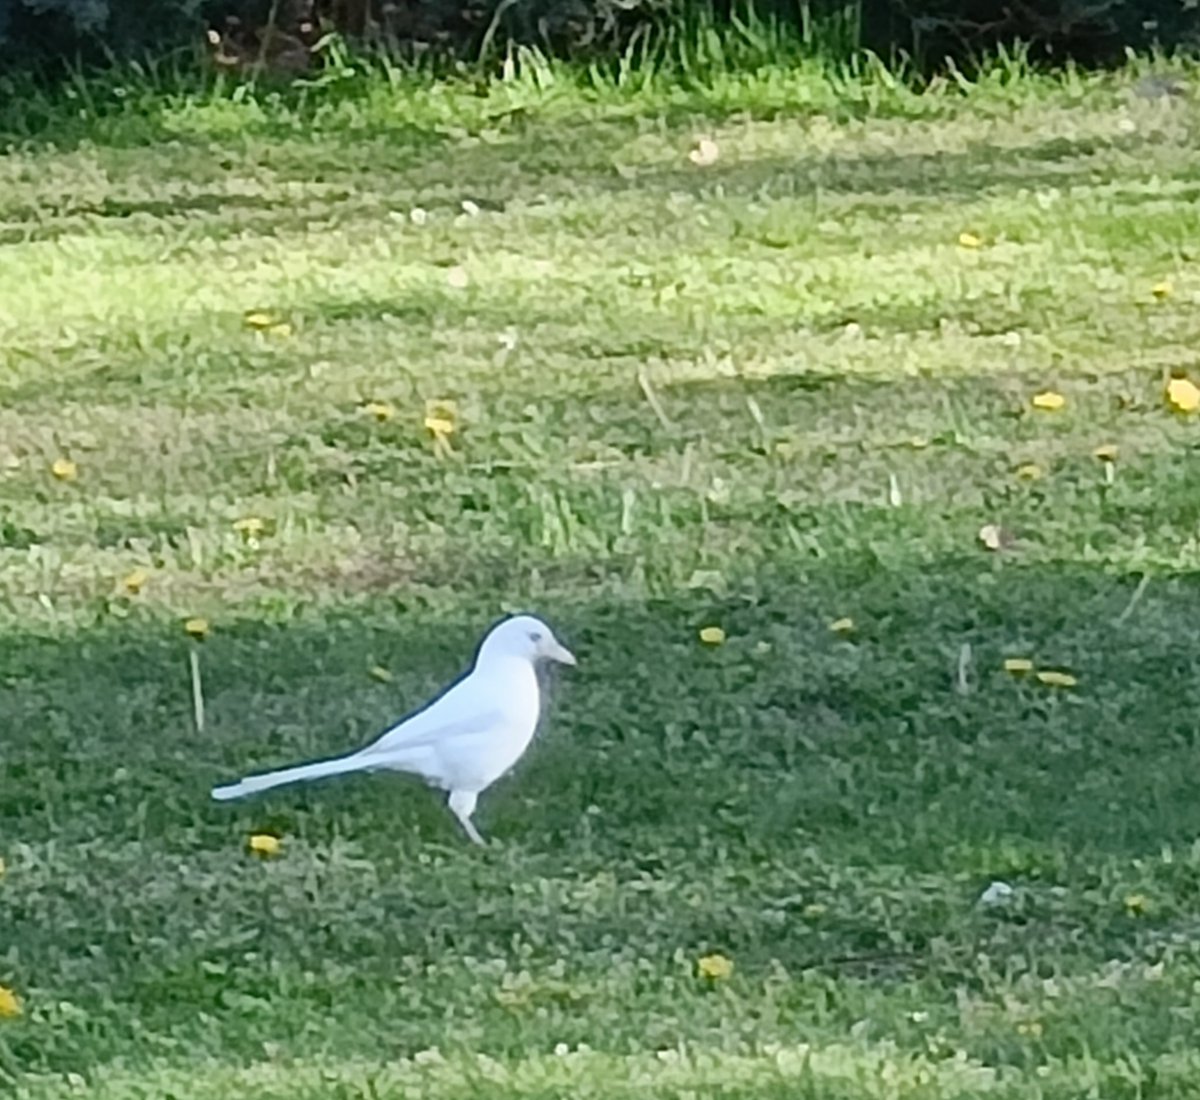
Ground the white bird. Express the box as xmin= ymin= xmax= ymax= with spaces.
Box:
xmin=211 ymin=614 xmax=576 ymax=845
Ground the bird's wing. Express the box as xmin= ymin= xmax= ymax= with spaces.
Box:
xmin=362 ymin=673 xmax=504 ymax=756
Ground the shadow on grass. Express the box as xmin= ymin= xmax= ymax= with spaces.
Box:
xmin=3 ymin=556 xmax=1199 ymax=860
xmin=2 ymin=554 xmax=1200 ymax=1074
xmin=3 ymin=114 xmax=1182 ymax=249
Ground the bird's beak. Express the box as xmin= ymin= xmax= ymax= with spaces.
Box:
xmin=547 ymin=640 xmax=577 ymax=666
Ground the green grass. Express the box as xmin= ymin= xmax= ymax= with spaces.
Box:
xmin=4 ymin=51 xmax=1200 ymax=1099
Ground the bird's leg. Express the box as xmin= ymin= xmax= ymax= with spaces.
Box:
xmin=447 ymin=789 xmax=486 ymax=846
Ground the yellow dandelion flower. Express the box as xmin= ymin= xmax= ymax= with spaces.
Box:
xmin=51 ymin=457 xmax=78 ymax=481
xmin=696 ymin=953 xmax=733 ymax=980
xmin=232 ymin=516 xmax=265 ymax=538
xmin=364 ymin=400 xmax=395 ymax=423
xmin=1003 ymin=658 xmax=1034 ymax=674
xmin=1015 ymin=463 xmax=1044 ymax=480
xmin=1093 ymin=444 xmax=1118 ymax=462
xmin=0 ymin=986 xmax=21 ymax=1019
xmin=1151 ymin=280 xmax=1173 ymax=300
xmin=1031 ymin=391 xmax=1065 ymax=411
xmin=243 ymin=310 xmax=280 ymax=330
xmin=1124 ymin=893 xmax=1149 ymax=915
xmin=184 ymin=617 xmax=210 ymax=640
xmin=423 ymin=399 xmax=458 ymax=439
xmin=248 ymin=834 xmax=281 ymax=857
xmin=957 ymin=231 xmax=983 ymax=249
xmin=122 ymin=568 xmax=149 ymax=595
xmin=829 ymin=617 xmax=855 ymax=633
xmin=698 ymin=626 xmax=726 ymax=645
xmin=1035 ymin=670 xmax=1077 ymax=688
xmin=1166 ymin=377 xmax=1200 ymax=413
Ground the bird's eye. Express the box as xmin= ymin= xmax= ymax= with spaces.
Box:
xmin=530 ymin=631 xmax=543 ymax=642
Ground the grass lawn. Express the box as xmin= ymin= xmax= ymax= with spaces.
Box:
xmin=3 ymin=53 xmax=1200 ymax=1098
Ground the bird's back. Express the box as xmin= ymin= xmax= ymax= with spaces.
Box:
xmin=362 ymin=655 xmax=541 ymax=793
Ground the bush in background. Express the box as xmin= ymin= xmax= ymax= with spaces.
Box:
xmin=0 ymin=0 xmax=206 ymax=56
xmin=0 ymin=0 xmax=1197 ymax=73
xmin=868 ymin=0 xmax=1200 ymax=64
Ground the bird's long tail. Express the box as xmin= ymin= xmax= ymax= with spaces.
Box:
xmin=211 ymin=752 xmax=368 ymax=802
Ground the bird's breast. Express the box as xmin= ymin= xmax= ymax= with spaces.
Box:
xmin=443 ymin=659 xmax=541 ymax=790
xmin=488 ymin=658 xmax=541 ymax=732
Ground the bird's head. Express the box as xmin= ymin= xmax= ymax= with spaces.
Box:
xmin=478 ymin=614 xmax=577 ymax=667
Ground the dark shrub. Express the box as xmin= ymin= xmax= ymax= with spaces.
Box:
xmin=0 ymin=0 xmax=1196 ymax=71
